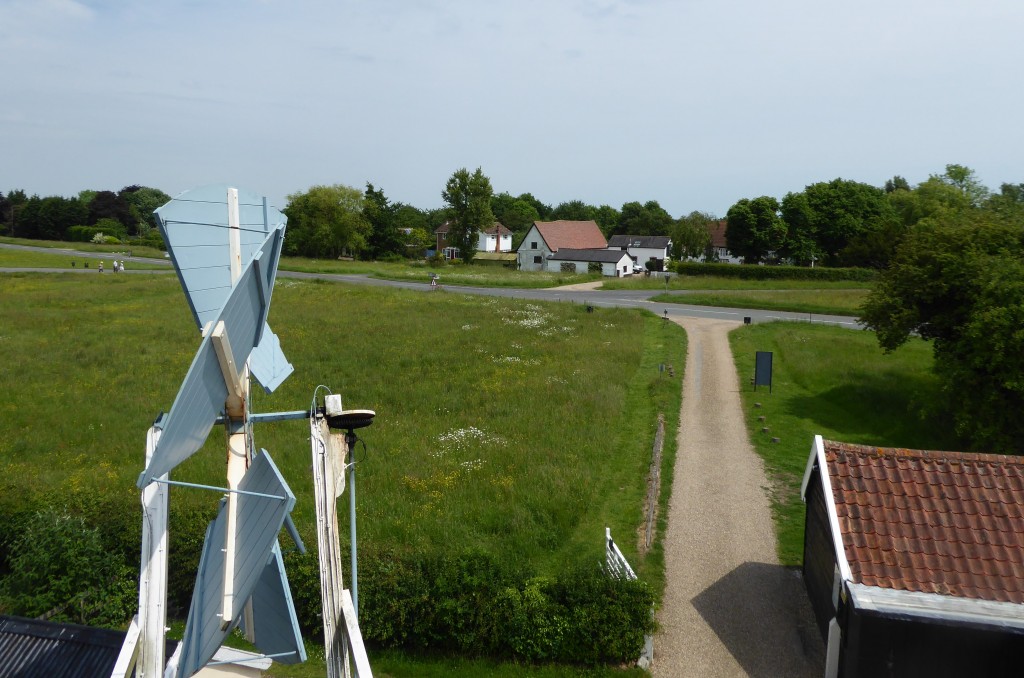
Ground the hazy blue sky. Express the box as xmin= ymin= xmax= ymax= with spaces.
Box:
xmin=3 ymin=0 xmax=1022 ymax=217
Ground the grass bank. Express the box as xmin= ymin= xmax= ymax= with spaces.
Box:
xmin=728 ymin=322 xmax=959 ymax=566
xmin=601 ymin=276 xmax=872 ymax=291
xmin=651 ymin=289 xmax=868 ymax=316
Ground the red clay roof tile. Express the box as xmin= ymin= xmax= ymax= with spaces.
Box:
xmin=822 ymin=440 xmax=1024 ymax=604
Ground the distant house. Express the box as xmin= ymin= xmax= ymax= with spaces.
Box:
xmin=705 ymin=220 xmax=741 ymax=264
xmin=477 ymin=223 xmax=513 ymax=253
xmin=607 ymin=234 xmax=671 ymax=271
xmin=433 ymin=222 xmax=457 ymax=260
xmin=800 ymin=436 xmax=1024 ymax=678
xmin=546 ymin=248 xmax=634 ymax=277
xmin=434 ymin=222 xmax=512 ymax=260
xmin=516 ymin=220 xmax=607 ymax=272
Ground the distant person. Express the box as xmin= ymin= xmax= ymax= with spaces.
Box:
xmin=99 ymin=261 xmax=104 ymax=273
xmin=71 ymin=261 xmax=75 ymax=268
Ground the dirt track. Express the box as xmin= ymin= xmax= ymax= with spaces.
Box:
xmin=652 ymin=316 xmax=823 ymax=677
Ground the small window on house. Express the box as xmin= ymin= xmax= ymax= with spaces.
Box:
xmin=531 ymin=241 xmax=537 ymax=249
xmin=534 ymin=255 xmax=542 ymax=264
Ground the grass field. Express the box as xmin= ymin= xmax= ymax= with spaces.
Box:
xmin=0 ymin=246 xmax=170 ymax=270
xmin=650 ymin=288 xmax=869 ymax=316
xmin=728 ymin=322 xmax=960 ymax=566
xmin=281 ymin=256 xmax=599 ymax=288
xmin=600 ymin=275 xmax=872 ymax=291
xmin=0 ymin=271 xmax=684 ymax=675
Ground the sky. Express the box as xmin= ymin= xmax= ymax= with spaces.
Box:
xmin=3 ymin=0 xmax=1023 ymax=218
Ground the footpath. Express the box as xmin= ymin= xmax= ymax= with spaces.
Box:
xmin=652 ymin=316 xmax=823 ymax=677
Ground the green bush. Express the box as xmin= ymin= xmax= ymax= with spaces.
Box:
xmin=670 ymin=260 xmax=876 ymax=281
xmin=0 ymin=507 xmax=136 ymax=626
xmin=286 ymin=546 xmax=654 ymax=665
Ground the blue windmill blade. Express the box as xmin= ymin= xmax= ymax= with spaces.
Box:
xmin=176 ymin=450 xmax=297 ymax=677
xmin=155 ymin=185 xmax=286 ymax=330
xmin=239 ymin=541 xmax=307 ymax=665
xmin=154 ymin=185 xmax=292 ymax=394
xmin=137 ymin=229 xmax=283 ymax=488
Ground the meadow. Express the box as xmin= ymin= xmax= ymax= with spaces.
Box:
xmin=651 ymin=288 xmax=868 ymax=316
xmin=0 ymin=271 xmax=684 ymax=675
xmin=728 ymin=322 xmax=959 ymax=565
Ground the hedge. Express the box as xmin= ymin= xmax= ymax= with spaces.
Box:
xmin=1 ymin=502 xmax=653 ymax=666
xmin=669 ymin=261 xmax=877 ymax=282
xmin=285 ymin=546 xmax=655 ymax=665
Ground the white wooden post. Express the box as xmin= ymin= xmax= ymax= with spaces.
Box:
xmin=312 ymin=415 xmax=350 ymax=678
xmin=222 ymin=187 xmax=253 ymax=632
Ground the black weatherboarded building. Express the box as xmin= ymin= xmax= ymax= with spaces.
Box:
xmin=800 ymin=436 xmax=1024 ymax=678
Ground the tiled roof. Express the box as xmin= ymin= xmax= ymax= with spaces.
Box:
xmin=482 ymin=222 xmax=511 ymax=236
xmin=533 ymin=220 xmax=607 ymax=252
xmin=821 ymin=440 xmax=1024 ymax=604
xmin=607 ymin=234 xmax=670 ymax=249
xmin=707 ymin=220 xmax=728 ymax=248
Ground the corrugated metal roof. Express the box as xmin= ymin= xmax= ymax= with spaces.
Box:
xmin=821 ymin=440 xmax=1024 ymax=604
xmin=0 ymin=615 xmax=124 ymax=678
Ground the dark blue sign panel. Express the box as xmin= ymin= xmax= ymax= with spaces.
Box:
xmin=755 ymin=351 xmax=773 ymax=392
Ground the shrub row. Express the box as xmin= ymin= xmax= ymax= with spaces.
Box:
xmin=0 ymin=500 xmax=653 ymax=666
xmin=670 ymin=261 xmax=877 ymax=281
xmin=67 ymin=225 xmax=126 ymax=242
xmin=285 ymin=546 xmax=655 ymax=665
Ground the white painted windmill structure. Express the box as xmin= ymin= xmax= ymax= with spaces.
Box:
xmin=111 ymin=186 xmax=372 ymax=677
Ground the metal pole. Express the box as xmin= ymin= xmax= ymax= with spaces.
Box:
xmin=347 ymin=429 xmax=359 ymax=619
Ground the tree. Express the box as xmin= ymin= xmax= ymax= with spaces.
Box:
xmin=592 ymin=205 xmax=620 ymax=236
xmin=939 ymin=164 xmax=989 ymax=207
xmin=283 ymin=184 xmax=371 ymax=258
xmin=614 ymin=200 xmax=673 ymax=237
xmin=517 ymin=192 xmax=551 ymax=220
xmin=884 ymin=176 xmax=910 ymax=193
xmin=491 ymin=192 xmax=539 ymax=235
xmin=672 ymin=211 xmax=715 ymax=260
xmin=87 ymin=190 xmax=134 ymax=234
xmin=363 ymin=183 xmax=405 ymax=259
xmin=779 ymin=192 xmax=820 ymax=266
xmin=550 ymin=200 xmax=595 ymax=222
xmin=783 ymin=179 xmax=897 ymax=266
xmin=16 ymin=195 xmax=88 ymax=241
xmin=725 ymin=196 xmax=785 ymax=264
xmin=120 ymin=185 xmax=171 ymax=236
xmin=441 ymin=167 xmax=494 ymax=264
xmin=860 ymin=207 xmax=1024 ymax=451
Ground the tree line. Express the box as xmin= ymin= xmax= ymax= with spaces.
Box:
xmin=0 ymin=170 xmax=718 ymax=264
xmin=0 ymin=186 xmax=171 ymax=245
xmin=724 ymin=164 xmax=1024 ymax=268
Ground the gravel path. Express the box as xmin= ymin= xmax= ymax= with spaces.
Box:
xmin=653 ymin=316 xmax=823 ymax=678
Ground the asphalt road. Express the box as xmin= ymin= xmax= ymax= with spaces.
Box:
xmin=0 ymin=242 xmax=861 ymax=328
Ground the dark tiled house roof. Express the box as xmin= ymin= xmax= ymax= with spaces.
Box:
xmin=607 ymin=235 xmax=670 ymax=249
xmin=707 ymin=220 xmax=728 ymax=248
xmin=817 ymin=440 xmax=1024 ymax=604
xmin=482 ymin=223 xmax=511 ymax=236
xmin=531 ymin=220 xmax=607 ymax=252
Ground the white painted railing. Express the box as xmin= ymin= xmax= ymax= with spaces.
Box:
xmin=605 ymin=527 xmax=637 ymax=581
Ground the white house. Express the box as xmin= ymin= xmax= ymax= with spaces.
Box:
xmin=705 ymin=220 xmax=742 ymax=264
xmin=477 ymin=223 xmax=513 ymax=253
xmin=517 ymin=220 xmax=608 ymax=271
xmin=546 ymin=248 xmax=634 ymax=277
xmin=434 ymin=221 xmax=512 ymax=260
xmin=607 ymin=234 xmax=672 ymax=271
